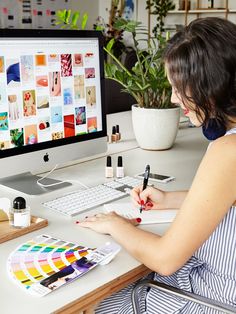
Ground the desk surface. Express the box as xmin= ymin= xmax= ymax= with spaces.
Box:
xmin=0 ymin=112 xmax=209 ymax=314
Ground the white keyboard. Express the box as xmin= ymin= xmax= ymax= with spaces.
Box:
xmin=43 ymin=176 xmax=143 ymax=217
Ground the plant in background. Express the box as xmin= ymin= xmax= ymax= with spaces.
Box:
xmin=56 ymin=1 xmax=126 ymax=61
xmin=56 ymin=9 xmax=88 ymax=30
xmin=146 ymin=0 xmax=175 ymax=37
xmin=104 ymin=18 xmax=173 ymax=109
xmin=94 ymin=0 xmax=126 ymax=60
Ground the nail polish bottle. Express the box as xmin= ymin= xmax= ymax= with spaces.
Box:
xmin=116 ymin=156 xmax=124 ymax=178
xmin=116 ymin=125 xmax=121 ymax=141
xmin=111 ymin=126 xmax=117 ymax=143
xmin=105 ymin=156 xmax=114 ymax=178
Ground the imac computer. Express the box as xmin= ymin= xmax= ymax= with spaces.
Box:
xmin=0 ymin=29 xmax=107 ymax=195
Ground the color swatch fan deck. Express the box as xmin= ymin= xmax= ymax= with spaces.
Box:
xmin=7 ymin=234 xmax=120 ymax=297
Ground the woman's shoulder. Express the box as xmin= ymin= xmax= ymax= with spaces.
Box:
xmin=207 ymin=132 xmax=236 ymax=161
xmin=210 ymin=132 xmax=236 ymax=148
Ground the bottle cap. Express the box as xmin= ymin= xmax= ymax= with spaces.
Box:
xmin=116 ymin=125 xmax=119 ymax=133
xmin=112 ymin=126 xmax=116 ymax=135
xmin=117 ymin=156 xmax=123 ymax=167
xmin=106 ymin=155 xmax=112 ymax=167
xmin=13 ymin=197 xmax=26 ymax=209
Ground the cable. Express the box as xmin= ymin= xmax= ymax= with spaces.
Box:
xmin=63 ymin=179 xmax=88 ymax=189
xmin=36 ymin=164 xmax=89 ymax=189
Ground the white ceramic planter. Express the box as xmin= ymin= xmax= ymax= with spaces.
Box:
xmin=132 ymin=105 xmax=180 ymax=150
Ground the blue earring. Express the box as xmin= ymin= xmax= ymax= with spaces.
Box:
xmin=202 ymin=119 xmax=226 ymax=140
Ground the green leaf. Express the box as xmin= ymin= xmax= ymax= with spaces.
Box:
xmin=115 ymin=71 xmax=124 ymax=82
xmin=106 ymin=38 xmax=115 ymax=52
xmin=113 ymin=18 xmax=128 ymax=30
xmin=113 ymin=19 xmax=141 ymax=33
xmin=56 ymin=10 xmax=65 ymax=19
xmin=105 ymin=63 xmax=118 ymax=78
xmin=71 ymin=12 xmax=80 ymax=27
xmin=81 ymin=13 xmax=88 ymax=30
xmin=127 ymin=78 xmax=133 ymax=87
xmin=65 ymin=10 xmax=71 ymax=24
xmin=150 ymin=79 xmax=158 ymax=90
xmin=95 ymin=25 xmax=104 ymax=31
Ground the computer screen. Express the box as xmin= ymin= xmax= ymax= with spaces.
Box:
xmin=0 ymin=29 xmax=107 ymax=195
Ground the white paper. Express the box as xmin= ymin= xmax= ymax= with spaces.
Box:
xmin=103 ymin=202 xmax=178 ymax=224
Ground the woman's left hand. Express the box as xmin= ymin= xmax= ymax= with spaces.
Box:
xmin=78 ymin=212 xmax=139 ymax=235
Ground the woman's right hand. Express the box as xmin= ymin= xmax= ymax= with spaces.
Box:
xmin=130 ymin=186 xmax=168 ymax=210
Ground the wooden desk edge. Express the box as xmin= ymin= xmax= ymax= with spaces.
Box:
xmin=53 ymin=264 xmax=151 ymax=314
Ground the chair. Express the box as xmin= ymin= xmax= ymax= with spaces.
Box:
xmin=131 ymin=279 xmax=236 ymax=314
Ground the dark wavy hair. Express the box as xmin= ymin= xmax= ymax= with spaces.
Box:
xmin=164 ymin=17 xmax=236 ymax=127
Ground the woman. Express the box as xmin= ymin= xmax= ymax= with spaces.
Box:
xmin=80 ymin=17 xmax=236 ymax=313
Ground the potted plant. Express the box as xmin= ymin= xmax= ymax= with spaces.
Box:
xmin=105 ymin=18 xmax=180 ymax=150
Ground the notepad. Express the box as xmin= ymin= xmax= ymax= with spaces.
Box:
xmin=103 ymin=202 xmax=178 ymax=225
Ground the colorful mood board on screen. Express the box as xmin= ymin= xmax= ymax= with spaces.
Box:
xmin=0 ymin=38 xmax=103 ymax=150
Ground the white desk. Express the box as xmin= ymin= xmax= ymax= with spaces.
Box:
xmin=0 ymin=112 xmax=209 ymax=314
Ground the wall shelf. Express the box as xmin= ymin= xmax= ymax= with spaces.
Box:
xmin=148 ymin=0 xmax=235 ymax=35
xmin=166 ymin=0 xmax=231 ymax=25
xmin=168 ymin=10 xmax=186 ymax=14
xmin=188 ymin=9 xmax=227 ymax=13
xmin=169 ymin=9 xmax=228 ymax=14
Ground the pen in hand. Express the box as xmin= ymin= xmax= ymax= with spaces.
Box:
xmin=140 ymin=164 xmax=150 ymax=213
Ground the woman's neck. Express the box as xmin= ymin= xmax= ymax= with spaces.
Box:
xmin=226 ymin=119 xmax=236 ymax=131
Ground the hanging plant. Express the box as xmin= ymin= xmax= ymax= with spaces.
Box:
xmin=146 ymin=0 xmax=175 ymax=37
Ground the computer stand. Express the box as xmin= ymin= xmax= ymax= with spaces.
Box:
xmin=0 ymin=172 xmax=71 ymax=195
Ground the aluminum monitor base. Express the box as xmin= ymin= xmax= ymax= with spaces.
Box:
xmin=0 ymin=172 xmax=71 ymax=195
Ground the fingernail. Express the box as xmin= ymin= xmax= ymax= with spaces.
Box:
xmin=136 ymin=217 xmax=142 ymax=223
xmin=75 ymin=221 xmax=79 ymax=224
xmin=140 ymin=200 xmax=144 ymax=205
xmin=146 ymin=202 xmax=153 ymax=207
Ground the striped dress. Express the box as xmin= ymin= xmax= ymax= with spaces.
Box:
xmin=95 ymin=128 xmax=236 ymax=314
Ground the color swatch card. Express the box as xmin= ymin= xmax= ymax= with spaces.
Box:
xmin=103 ymin=202 xmax=178 ymax=224
xmin=7 ymin=234 xmax=121 ymax=297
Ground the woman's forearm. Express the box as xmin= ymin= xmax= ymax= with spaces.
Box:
xmin=165 ymin=191 xmax=188 ymax=209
